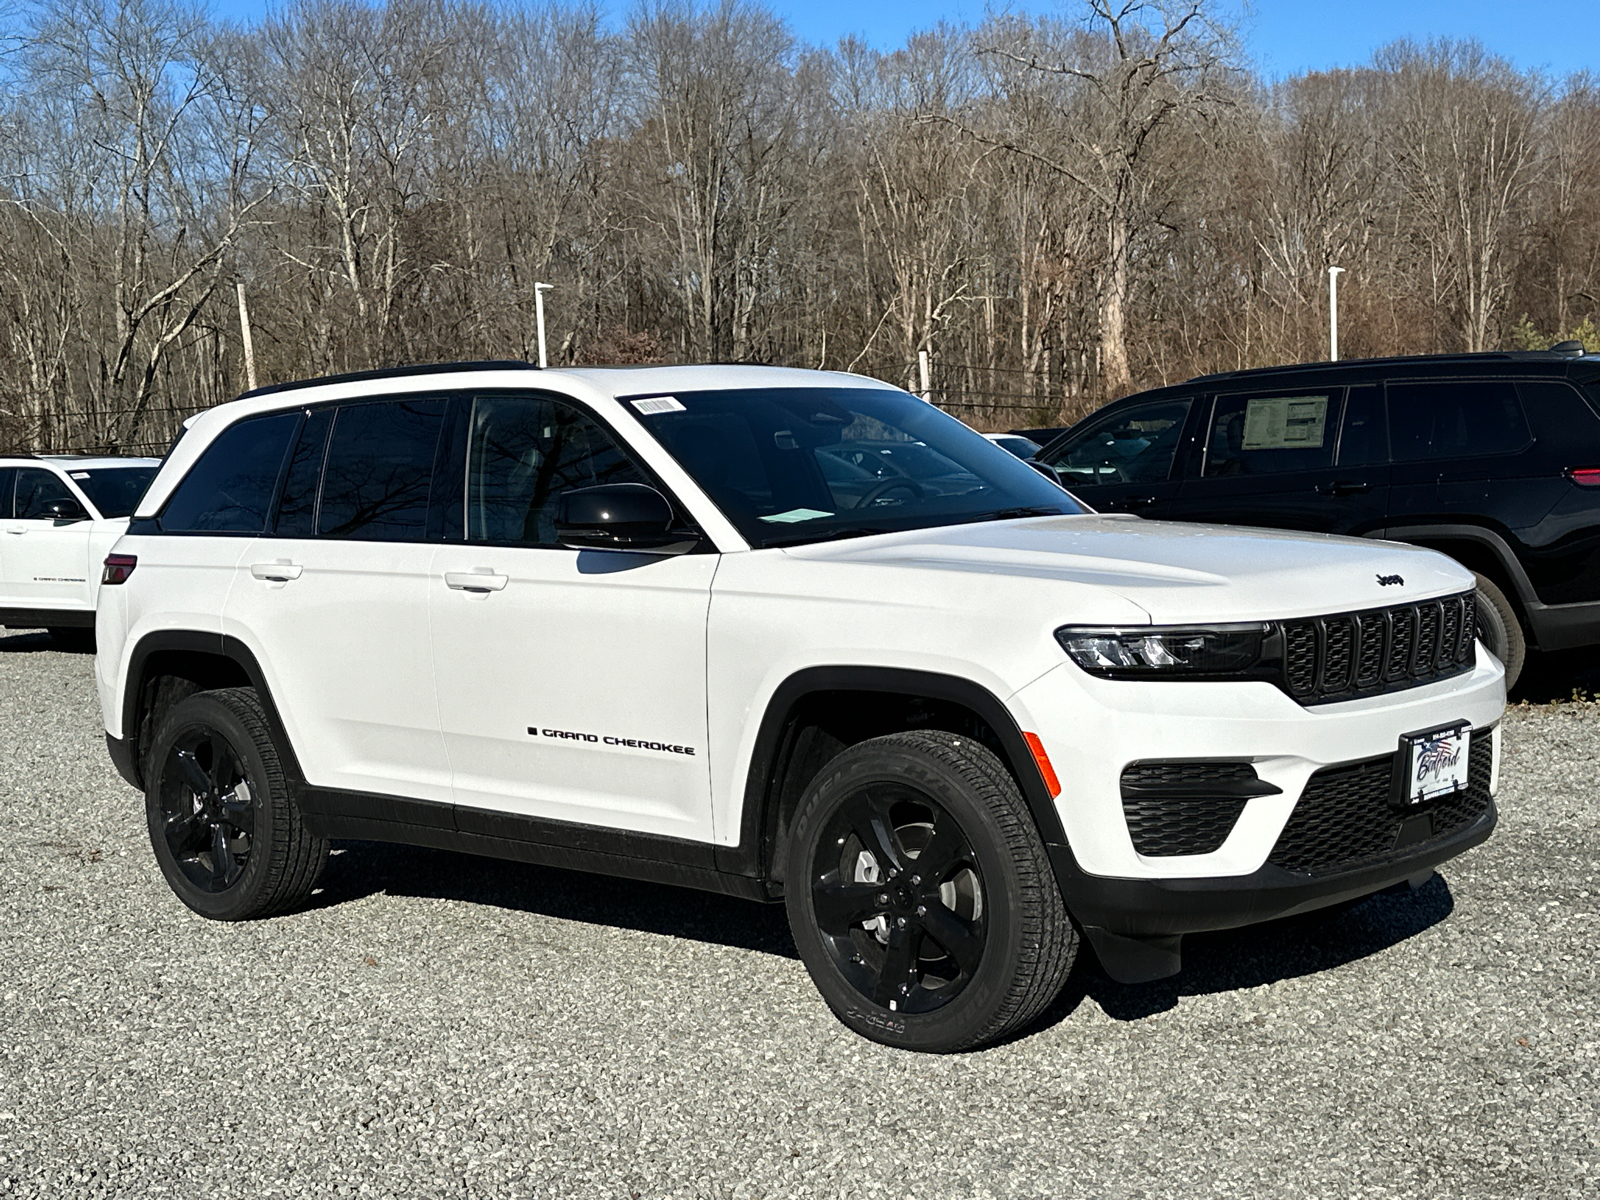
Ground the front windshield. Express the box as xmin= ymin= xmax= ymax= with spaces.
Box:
xmin=66 ymin=465 xmax=158 ymax=518
xmin=625 ymin=386 xmax=1084 ymax=548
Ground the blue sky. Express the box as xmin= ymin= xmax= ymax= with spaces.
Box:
xmin=206 ymin=1 xmax=1598 ymax=80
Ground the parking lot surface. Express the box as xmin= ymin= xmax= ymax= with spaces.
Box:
xmin=0 ymin=631 xmax=1595 ymax=1199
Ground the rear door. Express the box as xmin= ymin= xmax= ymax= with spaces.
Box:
xmin=1173 ymin=385 xmax=1389 ymax=535
xmin=0 ymin=467 xmax=95 ymax=611
xmin=1036 ymin=396 xmax=1197 ymax=515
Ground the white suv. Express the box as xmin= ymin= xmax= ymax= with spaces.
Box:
xmin=95 ymin=363 xmax=1504 ymax=1051
xmin=0 ymin=454 xmax=160 ymax=643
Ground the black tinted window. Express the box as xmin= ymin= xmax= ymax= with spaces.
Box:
xmin=1389 ymin=381 xmax=1531 ymax=462
xmin=161 ymin=412 xmax=298 ymax=533
xmin=15 ymin=469 xmax=76 ymax=519
xmin=319 ymin=399 xmax=447 ymax=541
xmin=1044 ymin=400 xmax=1192 ymax=486
xmin=68 ymin=466 xmax=158 ymax=518
xmin=0 ymin=468 xmax=15 ymax=519
xmin=467 ymin=394 xmax=648 ymax=545
xmin=1337 ymin=386 xmax=1385 ymax=466
xmin=273 ymin=409 xmax=332 ymax=537
xmin=1204 ymin=391 xmax=1336 ymax=477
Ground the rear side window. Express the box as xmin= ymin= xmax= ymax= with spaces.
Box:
xmin=466 ymin=394 xmax=648 ymax=545
xmin=1204 ymin=391 xmax=1337 ymax=476
xmin=318 ymin=398 xmax=447 ymax=540
xmin=0 ymin=468 xmax=15 ymax=519
xmin=15 ymin=468 xmax=76 ymax=519
xmin=70 ymin=466 xmax=159 ymax=518
xmin=1388 ymin=380 xmax=1531 ymax=462
xmin=160 ymin=412 xmax=299 ymax=533
xmin=1043 ymin=399 xmax=1193 ymax=486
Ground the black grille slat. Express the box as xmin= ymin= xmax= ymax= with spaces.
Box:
xmin=1284 ymin=592 xmax=1474 ymax=704
xmin=1268 ymin=730 xmax=1493 ymax=876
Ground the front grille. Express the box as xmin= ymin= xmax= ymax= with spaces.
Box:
xmin=1120 ymin=761 xmax=1277 ymax=856
xmin=1282 ymin=591 xmax=1476 ymax=703
xmin=1267 ymin=729 xmax=1493 ymax=876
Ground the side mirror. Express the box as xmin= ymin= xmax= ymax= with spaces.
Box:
xmin=555 ymin=483 xmax=698 ymax=554
xmin=1028 ymin=460 xmax=1064 ymax=486
xmin=44 ymin=498 xmax=89 ymax=523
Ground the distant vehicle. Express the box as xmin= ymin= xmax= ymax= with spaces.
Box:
xmin=983 ymin=433 xmax=1042 ymax=459
xmin=1011 ymin=427 xmax=1067 ymax=446
xmin=1034 ymin=346 xmax=1600 ymax=688
xmin=0 ymin=454 xmax=160 ymax=644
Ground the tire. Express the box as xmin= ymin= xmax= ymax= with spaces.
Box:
xmin=145 ymin=688 xmax=328 ymax=921
xmin=1474 ymin=573 xmax=1525 ymax=690
xmin=46 ymin=627 xmax=95 ymax=653
xmin=782 ymin=730 xmax=1077 ymax=1052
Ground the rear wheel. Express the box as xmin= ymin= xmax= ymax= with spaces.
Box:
xmin=146 ymin=688 xmax=328 ymax=921
xmin=1474 ymin=573 xmax=1525 ymax=690
xmin=783 ymin=731 xmax=1076 ymax=1052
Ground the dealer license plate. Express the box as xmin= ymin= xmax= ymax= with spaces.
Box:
xmin=1398 ymin=723 xmax=1471 ymax=806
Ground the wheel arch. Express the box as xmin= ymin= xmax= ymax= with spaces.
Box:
xmin=119 ymin=630 xmax=304 ymax=791
xmin=723 ymin=666 xmax=1067 ymax=892
xmin=1381 ymin=523 xmax=1534 ymax=612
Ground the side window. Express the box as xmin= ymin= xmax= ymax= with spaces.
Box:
xmin=1204 ymin=391 xmax=1337 ymax=477
xmin=1043 ymin=399 xmax=1193 ymax=486
xmin=0 ymin=468 xmax=16 ymax=519
xmin=273 ymin=408 xmax=333 ymax=538
xmin=466 ymin=394 xmax=649 ymax=545
xmin=1388 ymin=380 xmax=1531 ymax=462
xmin=318 ymin=398 xmax=448 ymax=541
xmin=1336 ymin=386 xmax=1385 ymax=466
xmin=159 ymin=411 xmax=299 ymax=533
xmin=15 ymin=469 xmax=76 ymax=519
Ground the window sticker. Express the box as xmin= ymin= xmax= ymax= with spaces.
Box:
xmin=1241 ymin=395 xmax=1328 ymax=450
xmin=70 ymin=472 xmax=91 ymax=479
xmin=631 ymin=396 xmax=686 ymax=415
xmin=759 ymin=508 xmax=834 ymax=524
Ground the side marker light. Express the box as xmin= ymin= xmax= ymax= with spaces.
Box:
xmin=1023 ymin=732 xmax=1061 ymax=798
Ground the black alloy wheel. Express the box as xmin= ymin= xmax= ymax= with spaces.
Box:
xmin=810 ymin=786 xmax=986 ymax=1015
xmin=144 ymin=688 xmax=328 ymax=921
xmin=156 ymin=729 xmax=256 ymax=893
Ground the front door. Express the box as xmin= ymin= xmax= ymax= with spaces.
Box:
xmin=430 ymin=392 xmax=716 ymax=842
xmin=1036 ymin=397 xmax=1197 ymax=516
xmin=0 ymin=468 xmax=94 ymax=611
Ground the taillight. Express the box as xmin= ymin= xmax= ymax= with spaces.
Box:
xmin=102 ymin=554 xmax=137 ymax=585
xmin=1568 ymin=468 xmax=1600 ymax=487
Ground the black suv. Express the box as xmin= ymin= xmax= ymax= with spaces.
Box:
xmin=1035 ymin=349 xmax=1600 ymax=687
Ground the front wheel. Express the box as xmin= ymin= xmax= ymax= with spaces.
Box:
xmin=146 ymin=688 xmax=328 ymax=921
xmin=783 ymin=731 xmax=1077 ymax=1052
xmin=1474 ymin=573 xmax=1525 ymax=691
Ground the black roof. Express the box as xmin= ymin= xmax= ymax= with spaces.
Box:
xmin=236 ymin=359 xmax=537 ymax=402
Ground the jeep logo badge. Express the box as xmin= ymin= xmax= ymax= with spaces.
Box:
xmin=1377 ymin=573 xmax=1404 ymax=587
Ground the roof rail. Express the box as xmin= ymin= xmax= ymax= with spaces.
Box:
xmin=1183 ymin=349 xmax=1584 ymax=385
xmin=237 ymin=359 xmax=538 ymax=402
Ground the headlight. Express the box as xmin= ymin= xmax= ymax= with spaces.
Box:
xmin=1054 ymin=623 xmax=1280 ymax=679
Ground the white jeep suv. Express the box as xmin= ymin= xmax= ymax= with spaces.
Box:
xmin=95 ymin=363 xmax=1504 ymax=1051
xmin=0 ymin=454 xmax=160 ymax=643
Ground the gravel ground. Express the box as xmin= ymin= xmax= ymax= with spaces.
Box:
xmin=1 ymin=630 xmax=1595 ymax=1199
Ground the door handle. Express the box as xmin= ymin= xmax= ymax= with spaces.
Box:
xmin=251 ymin=562 xmax=303 ymax=581
xmin=4 ymin=527 xmax=25 ymax=534
xmin=445 ymin=570 xmax=508 ymax=593
xmin=1315 ymin=480 xmax=1371 ymax=496
xmin=1120 ymin=495 xmax=1157 ymax=509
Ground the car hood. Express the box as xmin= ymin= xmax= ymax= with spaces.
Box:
xmin=779 ymin=514 xmax=1473 ymax=624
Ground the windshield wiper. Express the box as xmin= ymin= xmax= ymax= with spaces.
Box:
xmin=963 ymin=506 xmax=1067 ymax=523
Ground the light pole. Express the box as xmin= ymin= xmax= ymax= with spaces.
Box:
xmin=534 ymin=282 xmax=553 ymax=368
xmin=1328 ymin=266 xmax=1345 ymax=362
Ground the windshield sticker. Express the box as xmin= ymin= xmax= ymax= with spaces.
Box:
xmin=631 ymin=396 xmax=686 ymax=415
xmin=1241 ymin=395 xmax=1328 ymax=450
xmin=760 ymin=508 xmax=835 ymax=524
xmin=70 ymin=472 xmax=91 ymax=479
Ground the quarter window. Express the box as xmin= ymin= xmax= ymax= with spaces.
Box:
xmin=318 ymin=399 xmax=448 ymax=541
xmin=0 ymin=468 xmax=16 ymax=519
xmin=1388 ymin=380 xmax=1531 ymax=462
xmin=1204 ymin=392 xmax=1337 ymax=477
xmin=1043 ymin=399 xmax=1193 ymax=486
xmin=466 ymin=394 xmax=648 ymax=545
xmin=159 ymin=411 xmax=299 ymax=533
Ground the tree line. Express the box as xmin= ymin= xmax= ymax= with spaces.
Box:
xmin=1 ymin=0 xmax=1596 ymax=454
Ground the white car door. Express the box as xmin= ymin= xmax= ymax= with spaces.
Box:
xmin=222 ymin=399 xmax=453 ymax=804
xmin=1 ymin=467 xmax=95 ymax=612
xmin=429 ymin=392 xmax=716 ymax=841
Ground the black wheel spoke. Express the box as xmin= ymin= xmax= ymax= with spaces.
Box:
xmin=811 ymin=879 xmax=887 ymax=934
xmin=209 ymin=824 xmax=233 ymax=888
xmin=164 ymin=810 xmax=206 ymax=856
xmin=872 ymin=925 xmax=921 ymax=1007
xmin=912 ymin=811 xmax=969 ymax=880
xmin=174 ymin=749 xmax=211 ymax=798
xmin=919 ymin=903 xmax=984 ymax=977
xmin=857 ymin=797 xmax=906 ymax=874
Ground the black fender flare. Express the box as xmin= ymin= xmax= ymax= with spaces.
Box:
xmin=1374 ymin=523 xmax=1537 ymax=609
xmin=719 ymin=665 xmax=1071 ymax=884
